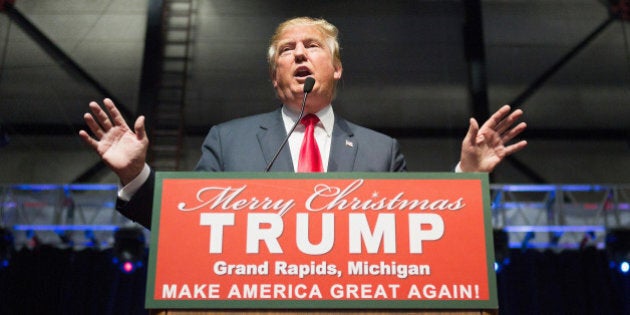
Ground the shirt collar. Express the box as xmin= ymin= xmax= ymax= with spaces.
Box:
xmin=281 ymin=104 xmax=334 ymax=137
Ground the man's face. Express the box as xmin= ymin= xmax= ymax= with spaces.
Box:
xmin=271 ymin=25 xmax=342 ymax=113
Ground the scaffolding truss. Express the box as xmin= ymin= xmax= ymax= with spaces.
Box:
xmin=0 ymin=184 xmax=143 ymax=249
xmin=1 ymin=183 xmax=629 ymax=249
xmin=491 ymin=184 xmax=630 ymax=249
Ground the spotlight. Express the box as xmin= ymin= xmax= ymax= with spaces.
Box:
xmin=113 ymin=227 xmax=146 ymax=274
xmin=605 ymin=228 xmax=630 ymax=274
xmin=0 ymin=227 xmax=15 ymax=269
xmin=493 ymin=229 xmax=510 ymax=272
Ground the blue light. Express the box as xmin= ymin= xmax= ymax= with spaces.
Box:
xmin=620 ymin=262 xmax=630 ymax=274
xmin=494 ymin=258 xmax=510 ymax=273
xmin=13 ymin=224 xmax=120 ymax=231
xmin=503 ymin=225 xmax=605 ymax=233
xmin=67 ymin=184 xmax=117 ymax=191
xmin=11 ymin=184 xmax=117 ymax=191
xmin=493 ymin=184 xmax=609 ymax=192
xmin=496 ymin=184 xmax=556 ymax=192
xmin=12 ymin=184 xmax=61 ymax=191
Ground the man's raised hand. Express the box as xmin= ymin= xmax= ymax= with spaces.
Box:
xmin=459 ymin=104 xmax=527 ymax=173
xmin=78 ymin=98 xmax=148 ymax=185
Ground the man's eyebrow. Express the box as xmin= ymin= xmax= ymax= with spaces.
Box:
xmin=277 ymin=39 xmax=295 ymax=46
xmin=278 ymin=37 xmax=322 ymax=46
xmin=305 ymin=37 xmax=323 ymax=44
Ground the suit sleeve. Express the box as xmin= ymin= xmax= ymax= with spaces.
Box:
xmin=195 ymin=125 xmax=224 ymax=172
xmin=115 ymin=170 xmax=156 ymax=229
xmin=390 ymin=138 xmax=408 ymax=172
xmin=116 ymin=125 xmax=227 ymax=229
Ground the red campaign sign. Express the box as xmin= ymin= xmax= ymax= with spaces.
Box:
xmin=145 ymin=172 xmax=497 ymax=310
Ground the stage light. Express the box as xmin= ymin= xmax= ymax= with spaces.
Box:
xmin=0 ymin=227 xmax=15 ymax=269
xmin=112 ymin=227 xmax=146 ymax=274
xmin=122 ymin=261 xmax=135 ymax=273
xmin=605 ymin=228 xmax=630 ymax=274
xmin=493 ymin=229 xmax=510 ymax=272
xmin=494 ymin=262 xmax=505 ymax=273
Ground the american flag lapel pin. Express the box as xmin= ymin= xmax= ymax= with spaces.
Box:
xmin=345 ymin=139 xmax=354 ymax=148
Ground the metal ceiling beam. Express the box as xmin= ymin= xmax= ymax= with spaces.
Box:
xmin=71 ymin=0 xmax=164 ymax=183
xmin=1 ymin=2 xmax=139 ymax=183
xmin=509 ymin=15 xmax=616 ymax=109
xmin=0 ymin=2 xmax=133 ymax=119
xmin=463 ymin=0 xmax=490 ymax=122
xmin=137 ymin=0 xmax=164 ymax=138
xmin=498 ymin=9 xmax=619 ymax=183
xmin=462 ymin=0 xmax=549 ymax=183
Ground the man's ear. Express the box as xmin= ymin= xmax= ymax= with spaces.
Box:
xmin=271 ymin=69 xmax=278 ymax=88
xmin=333 ymin=63 xmax=343 ymax=80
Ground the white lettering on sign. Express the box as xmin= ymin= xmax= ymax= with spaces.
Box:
xmin=161 ymin=284 xmax=220 ymax=299
xmin=329 ymin=284 xmax=400 ymax=299
xmin=347 ymin=261 xmax=431 ymax=278
xmin=178 ymin=179 xmax=465 ymax=216
xmin=198 ymin=213 xmax=445 ymax=255
xmin=305 ymin=179 xmax=465 ymax=212
xmin=408 ymin=213 xmax=445 ymax=253
xmin=199 ymin=213 xmax=234 ymax=253
xmin=178 ymin=185 xmax=295 ymax=216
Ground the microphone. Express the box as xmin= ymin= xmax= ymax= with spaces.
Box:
xmin=303 ymin=76 xmax=315 ymax=93
xmin=265 ymin=77 xmax=315 ymax=172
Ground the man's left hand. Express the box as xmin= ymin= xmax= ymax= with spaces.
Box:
xmin=459 ymin=104 xmax=527 ymax=172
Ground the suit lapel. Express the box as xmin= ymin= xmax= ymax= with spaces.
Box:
xmin=328 ymin=117 xmax=357 ymax=172
xmin=257 ymin=109 xmax=294 ymax=172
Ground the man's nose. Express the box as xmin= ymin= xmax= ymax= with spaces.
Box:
xmin=294 ymin=43 xmax=307 ymax=61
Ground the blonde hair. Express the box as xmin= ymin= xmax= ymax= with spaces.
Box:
xmin=267 ymin=17 xmax=342 ymax=75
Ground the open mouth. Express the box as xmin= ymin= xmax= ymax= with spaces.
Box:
xmin=294 ymin=67 xmax=312 ymax=78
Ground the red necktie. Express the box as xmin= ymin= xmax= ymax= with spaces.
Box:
xmin=297 ymin=114 xmax=324 ymax=172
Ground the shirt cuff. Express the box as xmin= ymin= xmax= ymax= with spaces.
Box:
xmin=454 ymin=162 xmax=463 ymax=173
xmin=117 ymin=164 xmax=151 ymax=201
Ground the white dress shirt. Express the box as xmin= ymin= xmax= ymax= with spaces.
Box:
xmin=281 ymin=104 xmax=334 ymax=172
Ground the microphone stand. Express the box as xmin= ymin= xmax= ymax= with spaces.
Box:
xmin=265 ymin=77 xmax=315 ymax=172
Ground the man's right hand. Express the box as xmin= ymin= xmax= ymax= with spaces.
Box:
xmin=79 ymin=98 xmax=149 ymax=185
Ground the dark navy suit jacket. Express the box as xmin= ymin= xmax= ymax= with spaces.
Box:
xmin=117 ymin=108 xmax=407 ymax=228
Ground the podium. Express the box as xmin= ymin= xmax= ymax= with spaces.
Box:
xmin=145 ymin=173 xmax=498 ymax=314
xmin=151 ymin=310 xmax=497 ymax=314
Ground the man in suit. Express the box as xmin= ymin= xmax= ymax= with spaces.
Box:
xmin=79 ymin=17 xmax=526 ymax=229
